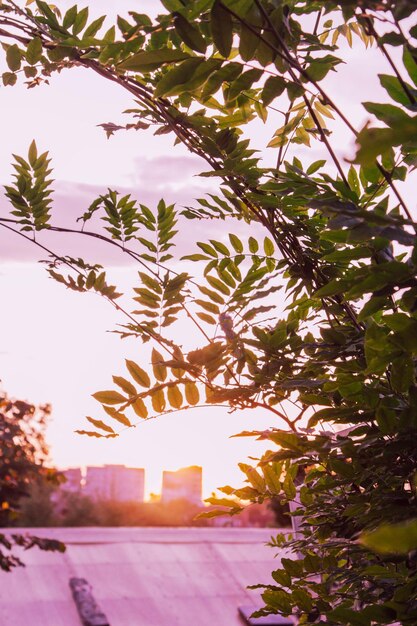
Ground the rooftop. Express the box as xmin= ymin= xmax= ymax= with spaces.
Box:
xmin=0 ymin=527 xmax=292 ymax=626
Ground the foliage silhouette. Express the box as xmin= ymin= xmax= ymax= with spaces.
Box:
xmin=1 ymin=0 xmax=417 ymax=622
xmin=0 ymin=392 xmax=65 ymax=571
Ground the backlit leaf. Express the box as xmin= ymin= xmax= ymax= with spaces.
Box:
xmin=185 ymin=382 xmax=199 ymax=405
xmin=211 ymin=1 xmax=233 ymax=58
xmin=167 ymin=384 xmax=183 ymax=409
xmin=112 ymin=376 xmax=137 ymax=396
xmin=125 ymin=359 xmax=151 ymax=388
xmin=119 ymin=49 xmax=191 ymax=72
xmin=173 ymin=13 xmax=206 ymax=54
xmin=132 ymin=397 xmax=148 ymax=419
xmin=26 ymin=38 xmax=43 ymax=65
xmin=152 ymin=348 xmax=167 ymax=382
xmin=86 ymin=416 xmax=115 ymax=434
xmin=92 ymin=390 xmax=126 ymax=405
xmin=151 ymin=388 xmax=166 ymax=412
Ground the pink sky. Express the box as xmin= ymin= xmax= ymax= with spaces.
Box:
xmin=0 ymin=1 xmax=415 ymax=497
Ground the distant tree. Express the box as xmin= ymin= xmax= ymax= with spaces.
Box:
xmin=17 ymin=480 xmax=58 ymax=527
xmin=55 ymin=495 xmax=209 ymax=527
xmin=56 ymin=492 xmax=99 ymax=527
xmin=1 ymin=0 xmax=417 ymax=622
xmin=0 ymin=392 xmax=64 ymax=570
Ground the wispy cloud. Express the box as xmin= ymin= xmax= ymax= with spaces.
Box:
xmin=0 ymin=155 xmax=231 ymax=265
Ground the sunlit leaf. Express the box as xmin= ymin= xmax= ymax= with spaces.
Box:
xmin=125 ymin=359 xmax=151 ymax=388
xmin=92 ymin=390 xmax=126 ymax=405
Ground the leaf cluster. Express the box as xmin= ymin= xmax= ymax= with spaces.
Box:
xmin=2 ymin=1 xmax=417 ymax=622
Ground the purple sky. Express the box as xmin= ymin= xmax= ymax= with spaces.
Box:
xmin=0 ymin=1 xmax=416 ymax=496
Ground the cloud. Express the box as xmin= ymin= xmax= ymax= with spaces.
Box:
xmin=0 ymin=156 xmax=234 ymax=266
xmin=133 ymin=155 xmax=206 ymax=190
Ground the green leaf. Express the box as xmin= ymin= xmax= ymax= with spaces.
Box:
xmin=211 ymin=1 xmax=233 ymax=58
xmin=92 ymin=390 xmax=127 ymax=405
xmin=181 ymin=254 xmax=209 ymax=262
xmin=286 ymin=80 xmax=304 ymax=100
xmin=357 ymin=296 xmax=387 ymax=321
xmin=363 ymin=101 xmax=410 ymax=126
xmin=2 ymin=72 xmax=17 ymax=87
xmin=262 ymin=589 xmax=292 ymax=614
xmin=228 ymin=233 xmax=243 ymax=253
xmin=228 ymin=68 xmax=263 ymax=101
xmin=28 ymin=140 xmax=38 ymax=167
xmin=63 ymin=5 xmax=77 ymax=29
xmin=271 ymin=569 xmax=291 ymax=587
xmin=125 ymin=359 xmax=151 ymax=388
xmin=237 ymin=3 xmax=261 ymax=61
xmin=261 ymin=76 xmax=287 ymax=106
xmin=248 ymin=236 xmax=259 ymax=253
xmin=205 ymin=496 xmax=239 ymax=508
xmin=263 ymin=237 xmax=274 ymax=256
xmin=197 ymin=242 xmax=218 ymax=257
xmin=390 ymin=354 xmax=414 ymax=392
xmin=72 ymin=7 xmax=89 ymax=36
xmin=282 ymin=473 xmax=296 ymax=499
xmin=308 ymin=160 xmax=326 ymax=179
xmin=403 ymin=47 xmax=417 ymax=87
xmin=328 ymin=607 xmax=370 ymax=626
xmin=206 ymin=275 xmax=230 ymax=295
xmin=26 ymin=38 xmax=43 ymax=65
xmin=209 ymin=239 xmax=229 ymax=255
xmin=306 ymin=55 xmax=340 ymax=82
xmin=354 ymin=117 xmax=417 ymax=165
xmin=154 ymin=58 xmax=203 ymax=97
xmin=361 ymin=519 xmax=417 ymax=554
xmin=6 ymin=45 xmax=21 ymax=72
xmin=118 ymin=49 xmax=191 ymax=72
xmin=83 ymin=15 xmax=106 ymax=38
xmin=196 ymin=508 xmax=231 ymax=519
xmin=36 ymin=0 xmax=59 ymax=27
xmin=173 ymin=13 xmax=207 ymax=54
xmin=291 ymin=588 xmax=313 ymax=613
xmin=323 ymin=246 xmax=371 ymax=263
xmin=379 ymin=73 xmax=416 ymax=106
xmin=262 ymin=463 xmax=282 ymax=494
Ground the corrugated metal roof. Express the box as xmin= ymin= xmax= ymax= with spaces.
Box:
xmin=0 ymin=528 xmax=292 ymax=626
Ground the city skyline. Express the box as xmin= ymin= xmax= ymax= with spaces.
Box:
xmin=61 ymin=464 xmax=203 ymax=503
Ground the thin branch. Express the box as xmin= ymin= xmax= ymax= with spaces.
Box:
xmin=0 ymin=221 xmax=176 ymax=353
xmin=250 ymin=400 xmax=297 ymax=432
xmin=360 ymin=9 xmax=416 ymax=105
xmin=313 ymin=9 xmax=323 ymax=36
xmin=253 ymin=0 xmax=350 ymax=188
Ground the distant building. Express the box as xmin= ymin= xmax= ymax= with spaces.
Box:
xmin=161 ymin=466 xmax=202 ymax=505
xmin=51 ymin=467 xmax=82 ymax=511
xmin=84 ymin=465 xmax=145 ymax=502
xmin=61 ymin=468 xmax=82 ymax=492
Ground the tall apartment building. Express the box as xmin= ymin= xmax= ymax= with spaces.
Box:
xmin=84 ymin=465 xmax=145 ymax=502
xmin=161 ymin=466 xmax=202 ymax=505
xmin=61 ymin=467 xmax=82 ymax=492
